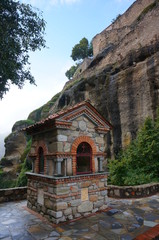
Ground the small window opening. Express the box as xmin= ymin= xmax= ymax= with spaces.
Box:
xmin=76 ymin=142 xmax=92 ymax=174
xmin=38 ymin=147 xmax=44 ymax=174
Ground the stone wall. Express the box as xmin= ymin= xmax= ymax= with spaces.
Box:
xmin=107 ymin=183 xmax=159 ymax=198
xmin=27 ymin=172 xmax=108 ymax=224
xmin=30 ymin=115 xmax=106 ymax=176
xmin=31 ymin=116 xmax=105 ymax=156
xmin=92 ymin=4 xmax=159 ymax=70
xmin=0 ymin=187 xmax=27 ymax=203
xmin=93 ymin=0 xmax=155 ymax=56
xmin=100 ymin=7 xmax=159 ymax=70
xmin=56 ymin=115 xmax=105 ymax=155
xmin=93 ymin=26 xmax=131 ymax=56
xmin=107 ymin=0 xmax=154 ymax=30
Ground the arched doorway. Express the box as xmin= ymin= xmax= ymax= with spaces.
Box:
xmin=76 ymin=142 xmax=92 ymax=174
xmin=38 ymin=147 xmax=44 ymax=174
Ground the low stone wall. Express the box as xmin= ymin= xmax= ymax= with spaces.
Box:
xmin=108 ymin=183 xmax=159 ymax=198
xmin=27 ymin=172 xmax=108 ymax=224
xmin=0 ymin=187 xmax=27 ymax=203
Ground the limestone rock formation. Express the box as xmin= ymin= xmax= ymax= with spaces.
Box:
xmin=53 ymin=0 xmax=159 ymax=156
xmin=1 ymin=0 xmax=159 ymax=174
xmin=1 ymin=131 xmax=27 ymax=177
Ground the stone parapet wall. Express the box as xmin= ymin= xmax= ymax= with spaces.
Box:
xmin=93 ymin=0 xmax=155 ymax=56
xmin=93 ymin=26 xmax=131 ymax=56
xmin=0 ymin=187 xmax=27 ymax=203
xmin=107 ymin=0 xmax=154 ymax=30
xmin=108 ymin=183 xmax=159 ymax=198
xmin=27 ymin=172 xmax=108 ymax=224
xmin=78 ymin=5 xmax=159 ymax=82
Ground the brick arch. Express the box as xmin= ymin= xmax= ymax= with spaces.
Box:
xmin=35 ymin=141 xmax=48 ymax=174
xmin=71 ymin=136 xmax=97 ymax=175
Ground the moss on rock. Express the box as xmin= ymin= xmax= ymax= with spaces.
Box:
xmin=28 ymin=92 xmax=61 ymax=122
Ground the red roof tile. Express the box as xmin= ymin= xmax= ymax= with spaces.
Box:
xmin=23 ymin=100 xmax=112 ymax=133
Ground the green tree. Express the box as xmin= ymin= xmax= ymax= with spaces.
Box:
xmin=71 ymin=37 xmax=93 ymax=62
xmin=108 ymin=113 xmax=159 ymax=186
xmin=65 ymin=65 xmax=78 ymax=80
xmin=0 ymin=0 xmax=46 ymax=99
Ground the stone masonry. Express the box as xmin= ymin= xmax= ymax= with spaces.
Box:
xmin=26 ymin=101 xmax=112 ymax=176
xmin=108 ymin=183 xmax=159 ymax=198
xmin=27 ymin=172 xmax=108 ymax=224
xmin=0 ymin=187 xmax=27 ymax=203
xmin=25 ymin=101 xmax=112 ymax=223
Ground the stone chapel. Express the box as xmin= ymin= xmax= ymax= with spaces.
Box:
xmin=25 ymin=100 xmax=112 ymax=224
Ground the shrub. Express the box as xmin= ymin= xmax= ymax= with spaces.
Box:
xmin=0 ymin=172 xmax=16 ymax=189
xmin=16 ymin=139 xmax=32 ymax=187
xmin=108 ymin=113 xmax=159 ymax=186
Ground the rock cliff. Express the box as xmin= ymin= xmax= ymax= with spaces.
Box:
xmin=1 ymin=0 xmax=159 ymax=175
xmin=51 ymin=0 xmax=159 ymax=156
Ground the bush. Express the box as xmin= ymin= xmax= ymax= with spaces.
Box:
xmin=16 ymin=139 xmax=32 ymax=187
xmin=65 ymin=65 xmax=79 ymax=80
xmin=16 ymin=165 xmax=28 ymax=187
xmin=20 ymin=138 xmax=32 ymax=163
xmin=108 ymin=114 xmax=159 ymax=186
xmin=0 ymin=138 xmax=32 ymax=189
xmin=0 ymin=172 xmax=16 ymax=189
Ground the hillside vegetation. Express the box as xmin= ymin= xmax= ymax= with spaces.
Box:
xmin=108 ymin=112 xmax=159 ymax=186
xmin=0 ymin=139 xmax=32 ymax=189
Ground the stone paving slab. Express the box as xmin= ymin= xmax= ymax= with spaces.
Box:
xmin=0 ymin=195 xmax=159 ymax=239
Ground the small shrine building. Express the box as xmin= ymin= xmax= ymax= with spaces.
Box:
xmin=25 ymin=100 xmax=112 ymax=224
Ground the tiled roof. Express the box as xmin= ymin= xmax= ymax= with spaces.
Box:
xmin=23 ymin=100 xmax=112 ymax=133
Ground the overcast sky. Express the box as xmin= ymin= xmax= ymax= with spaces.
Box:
xmin=0 ymin=0 xmax=135 ymax=145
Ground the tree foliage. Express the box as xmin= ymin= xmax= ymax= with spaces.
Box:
xmin=108 ymin=114 xmax=159 ymax=186
xmin=65 ymin=37 xmax=93 ymax=80
xmin=16 ymin=138 xmax=32 ymax=187
xmin=65 ymin=65 xmax=78 ymax=80
xmin=0 ymin=0 xmax=46 ymax=98
xmin=71 ymin=37 xmax=93 ymax=62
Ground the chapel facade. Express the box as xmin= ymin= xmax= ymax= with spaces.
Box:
xmin=25 ymin=100 xmax=112 ymax=224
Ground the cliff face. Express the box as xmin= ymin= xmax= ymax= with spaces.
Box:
xmin=1 ymin=0 xmax=159 ymax=174
xmin=92 ymin=0 xmax=155 ymax=56
xmin=1 ymin=131 xmax=27 ymax=176
xmin=52 ymin=0 xmax=159 ymax=156
xmin=54 ymin=47 xmax=159 ymax=156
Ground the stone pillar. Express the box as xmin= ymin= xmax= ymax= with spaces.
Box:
xmin=55 ymin=158 xmax=63 ymax=176
xmin=32 ymin=157 xmax=36 ymax=173
xmin=98 ymin=157 xmax=104 ymax=172
xmin=64 ymin=158 xmax=67 ymax=176
xmin=32 ymin=160 xmax=34 ymax=173
xmin=46 ymin=158 xmax=49 ymax=175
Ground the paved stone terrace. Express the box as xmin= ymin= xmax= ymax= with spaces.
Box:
xmin=0 ymin=195 xmax=159 ymax=240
